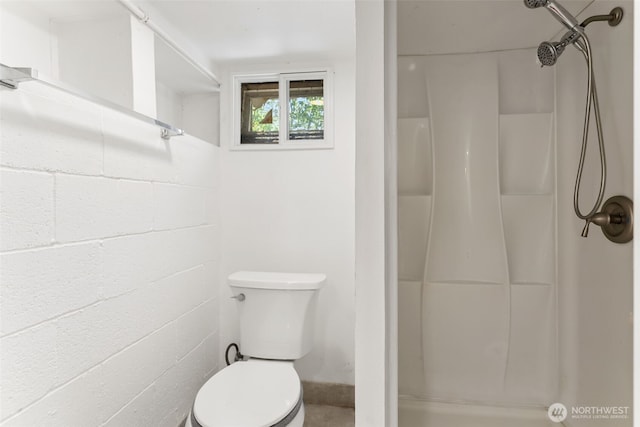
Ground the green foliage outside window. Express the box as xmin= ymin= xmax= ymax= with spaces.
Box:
xmin=289 ymin=96 xmax=324 ymax=131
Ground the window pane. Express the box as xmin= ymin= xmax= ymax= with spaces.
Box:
xmin=241 ymin=81 xmax=279 ymax=144
xmin=288 ymin=79 xmax=324 ymax=140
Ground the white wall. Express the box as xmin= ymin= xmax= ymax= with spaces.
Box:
xmin=557 ymin=1 xmax=633 ymax=423
xmin=354 ymin=0 xmax=392 ymax=425
xmin=0 ymin=4 xmax=221 ymax=426
xmin=0 ymin=2 xmax=57 ymax=77
xmin=55 ymin=15 xmax=136 ymax=111
xmin=217 ymin=58 xmax=356 ymax=385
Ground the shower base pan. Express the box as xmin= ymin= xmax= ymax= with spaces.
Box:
xmin=399 ymin=397 xmax=556 ymax=427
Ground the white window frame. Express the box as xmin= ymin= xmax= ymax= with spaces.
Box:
xmin=231 ymin=70 xmax=333 ymax=150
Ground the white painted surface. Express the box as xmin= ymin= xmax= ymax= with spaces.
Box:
xmin=55 ymin=174 xmax=155 ymax=242
xmin=130 ymin=16 xmax=158 ymax=117
xmin=154 ymin=35 xmax=218 ymax=96
xmin=0 ymin=2 xmax=59 ymax=77
xmin=0 ymin=1 xmax=218 ymax=146
xmin=0 ymin=84 xmax=104 ymax=175
xmin=0 ymin=169 xmax=54 ymax=251
xmin=182 ymin=92 xmax=220 ymax=145
xmin=0 ymin=38 xmax=220 ymax=427
xmin=146 ymin=0 xmax=356 ymax=64
xmin=355 ymin=1 xmax=389 ymax=425
xmin=56 ymin=15 xmax=135 ymax=110
xmin=218 ymin=58 xmax=356 ymax=385
xmin=156 ymin=62 xmax=221 ymax=144
xmin=152 ymin=182 xmax=207 ymax=231
xmin=156 ymin=81 xmax=183 ymax=130
xmin=1 ymin=242 xmax=102 ymax=336
xmin=384 ymin=2 xmax=399 ymax=424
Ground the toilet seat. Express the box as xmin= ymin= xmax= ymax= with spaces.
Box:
xmin=191 ymin=359 xmax=302 ymax=427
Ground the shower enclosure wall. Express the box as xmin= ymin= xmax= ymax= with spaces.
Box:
xmin=396 ymin=1 xmax=633 ymax=425
xmin=399 ymin=46 xmax=557 ymax=406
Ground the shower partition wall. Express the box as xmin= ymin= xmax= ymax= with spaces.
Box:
xmin=398 ymin=48 xmax=557 ymax=408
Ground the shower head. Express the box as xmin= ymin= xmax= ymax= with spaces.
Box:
xmin=537 ymin=30 xmax=582 ymax=66
xmin=523 ymin=0 xmax=548 ymax=8
xmin=523 ymin=0 xmax=581 ymax=32
xmin=537 ymin=41 xmax=564 ymax=66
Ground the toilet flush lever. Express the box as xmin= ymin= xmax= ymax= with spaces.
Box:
xmin=231 ymin=293 xmax=245 ymax=302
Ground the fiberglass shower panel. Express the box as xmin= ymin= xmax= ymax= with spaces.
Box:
xmin=397 ymin=48 xmax=556 ymax=404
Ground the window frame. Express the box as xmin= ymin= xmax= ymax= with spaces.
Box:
xmin=232 ymin=70 xmax=333 ymax=151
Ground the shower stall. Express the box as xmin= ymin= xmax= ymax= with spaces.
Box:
xmin=395 ymin=1 xmax=633 ymax=425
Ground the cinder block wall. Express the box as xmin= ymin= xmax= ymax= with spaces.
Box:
xmin=0 ymin=83 xmax=220 ymax=426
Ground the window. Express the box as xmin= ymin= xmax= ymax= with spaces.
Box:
xmin=240 ymin=81 xmax=280 ymax=144
xmin=234 ymin=71 xmax=332 ymax=149
xmin=287 ymin=79 xmax=324 ymax=141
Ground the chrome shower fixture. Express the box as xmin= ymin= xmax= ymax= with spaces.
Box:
xmin=537 ymin=30 xmax=582 ymax=66
xmin=537 ymin=42 xmax=564 ymax=67
xmin=525 ymin=1 xmax=632 ymax=243
xmin=529 ymin=3 xmax=624 ymax=69
xmin=524 ymin=0 xmax=581 ymax=32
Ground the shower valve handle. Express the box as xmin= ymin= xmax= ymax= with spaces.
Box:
xmin=581 ymin=196 xmax=633 ymax=242
xmin=590 ymin=212 xmax=617 ymax=226
xmin=582 ymin=212 xmax=619 ymax=237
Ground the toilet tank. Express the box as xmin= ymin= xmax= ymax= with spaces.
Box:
xmin=229 ymin=271 xmax=326 ymax=360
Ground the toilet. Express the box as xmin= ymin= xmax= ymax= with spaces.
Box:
xmin=187 ymin=271 xmax=326 ymax=427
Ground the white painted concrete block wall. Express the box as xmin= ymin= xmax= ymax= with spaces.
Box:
xmin=0 ymin=80 xmax=220 ymax=426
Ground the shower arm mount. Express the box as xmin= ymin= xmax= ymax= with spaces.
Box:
xmin=580 ymin=7 xmax=624 ymax=28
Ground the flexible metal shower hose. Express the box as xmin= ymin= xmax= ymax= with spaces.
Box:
xmin=573 ymin=32 xmax=607 ymax=222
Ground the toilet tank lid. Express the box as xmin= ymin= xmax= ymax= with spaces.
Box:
xmin=228 ymin=271 xmax=326 ymax=290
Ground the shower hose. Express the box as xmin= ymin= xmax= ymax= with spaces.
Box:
xmin=572 ymin=31 xmax=607 ymax=236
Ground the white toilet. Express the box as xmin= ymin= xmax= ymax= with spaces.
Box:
xmin=187 ymin=271 xmax=326 ymax=427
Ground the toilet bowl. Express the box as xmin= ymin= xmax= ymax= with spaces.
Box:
xmin=187 ymin=359 xmax=304 ymax=427
xmin=186 ymin=271 xmax=325 ymax=427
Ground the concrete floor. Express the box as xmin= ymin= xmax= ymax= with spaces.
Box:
xmin=304 ymin=404 xmax=355 ymax=427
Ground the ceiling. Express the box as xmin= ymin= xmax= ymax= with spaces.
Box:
xmin=398 ymin=0 xmax=593 ymax=55
xmin=146 ymin=0 xmax=356 ymax=65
